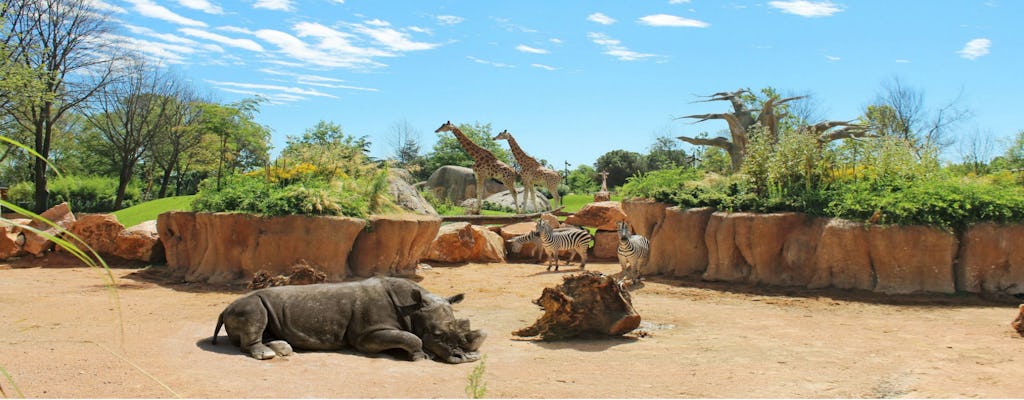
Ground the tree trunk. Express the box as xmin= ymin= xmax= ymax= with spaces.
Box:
xmin=513 ymin=272 xmax=641 ymax=341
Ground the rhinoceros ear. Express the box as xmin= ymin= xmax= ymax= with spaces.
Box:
xmin=397 ymin=290 xmax=426 ymax=317
xmin=447 ymin=293 xmax=465 ymax=304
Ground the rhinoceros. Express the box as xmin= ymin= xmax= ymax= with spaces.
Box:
xmin=212 ymin=276 xmax=486 ymax=363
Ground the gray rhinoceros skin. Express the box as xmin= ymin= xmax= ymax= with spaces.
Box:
xmin=213 ymin=276 xmax=486 ymax=363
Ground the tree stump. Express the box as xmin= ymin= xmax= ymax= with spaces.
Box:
xmin=513 ymin=272 xmax=641 ymax=341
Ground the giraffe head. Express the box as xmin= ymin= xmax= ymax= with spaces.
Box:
xmin=492 ymin=129 xmax=511 ymax=141
xmin=435 ymin=120 xmax=456 ymax=133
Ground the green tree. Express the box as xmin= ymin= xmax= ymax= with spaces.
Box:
xmin=423 ymin=122 xmax=512 ymax=175
xmin=279 ymin=120 xmax=373 ymax=179
xmin=646 ymin=136 xmax=690 ymax=170
xmin=1002 ymin=130 xmax=1024 ymax=170
xmin=595 ymin=149 xmax=645 ymax=189
xmin=195 ymin=98 xmax=271 ymax=189
xmin=566 ymin=164 xmax=599 ymax=194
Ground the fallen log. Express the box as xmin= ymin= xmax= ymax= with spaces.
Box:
xmin=513 ymin=272 xmax=641 ymax=341
xmin=441 ymin=206 xmax=564 ymax=225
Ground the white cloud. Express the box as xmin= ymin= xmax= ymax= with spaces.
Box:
xmin=638 ymin=14 xmax=709 ymax=28
xmin=179 ymin=28 xmax=264 ymax=51
xmin=259 ymin=69 xmax=379 ymax=91
xmin=895 ymin=59 xmax=911 ymax=63
xmin=588 ymin=32 xmax=657 ymax=61
xmin=85 ymin=0 xmax=126 ymax=13
xmin=437 ymin=15 xmax=464 ymax=25
xmin=531 ymin=63 xmax=557 ymax=71
xmin=125 ymin=0 xmax=207 ymax=27
xmin=122 ymin=24 xmax=197 ymax=44
xmin=587 ymin=12 xmax=616 ymax=25
xmin=177 ymin=0 xmax=222 ymax=14
xmin=516 ymin=44 xmax=549 ymax=54
xmin=467 ymin=56 xmax=513 ymax=68
xmin=549 ymin=38 xmax=563 ymax=45
xmin=958 ymin=38 xmax=991 ymax=60
xmin=251 ymin=26 xmax=388 ymax=69
xmin=769 ymin=1 xmax=843 ymax=17
xmin=101 ymin=33 xmax=194 ymax=64
xmin=206 ymin=80 xmax=338 ymax=98
xmin=349 ymin=21 xmax=441 ymax=51
xmin=669 ymin=0 xmax=691 ymax=3
xmin=825 ymin=55 xmax=840 ymax=62
xmin=253 ymin=0 xmax=293 ymax=11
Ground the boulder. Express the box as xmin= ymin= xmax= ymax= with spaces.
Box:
xmin=23 ymin=202 xmax=76 ymax=257
xmin=702 ymin=212 xmax=753 ymax=283
xmin=622 ymin=199 xmax=668 ymax=239
xmin=653 ymin=207 xmax=714 ymax=277
xmin=565 ymin=201 xmax=626 ymax=231
xmin=423 ymin=222 xmax=505 ymax=263
xmin=593 ymin=191 xmax=610 ymax=202
xmin=58 ymin=214 xmax=124 ymax=255
xmin=540 ymin=213 xmax=560 ymax=229
xmin=0 ymin=219 xmax=28 ymax=259
xmin=701 ymin=212 xmax=819 ymax=286
xmin=808 ymin=219 xmax=875 ymax=290
xmin=867 ymin=224 xmax=957 ymax=294
xmin=956 ymin=223 xmax=1024 ymax=295
xmin=426 ymin=166 xmax=506 ymax=205
xmin=114 ymin=220 xmax=165 ymax=263
xmin=388 ymin=169 xmax=438 ymax=216
xmin=484 ymin=188 xmax=550 ymax=213
xmin=348 ymin=214 xmax=441 ymax=278
xmin=157 ymin=212 xmax=365 ymax=284
xmin=592 ymin=231 xmax=619 ymax=259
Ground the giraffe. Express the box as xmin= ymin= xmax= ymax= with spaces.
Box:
xmin=435 ymin=121 xmax=520 ymax=214
xmin=493 ymin=129 xmax=562 ymax=210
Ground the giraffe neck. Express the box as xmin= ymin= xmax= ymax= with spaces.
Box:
xmin=450 ymin=126 xmax=493 ymax=162
xmin=503 ymin=133 xmax=540 ymax=169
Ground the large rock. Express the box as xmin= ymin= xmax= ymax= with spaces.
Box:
xmin=702 ymin=212 xmax=752 ymax=282
xmin=808 ymin=219 xmax=875 ymax=290
xmin=867 ymin=224 xmax=957 ymax=294
xmin=956 ymin=223 xmax=1024 ymax=295
xmin=388 ymin=169 xmax=438 ymax=216
xmin=425 ymin=166 xmax=506 ymax=205
xmin=483 ymin=188 xmax=550 ymax=213
xmin=565 ymin=201 xmax=626 ymax=231
xmin=656 ymin=207 xmax=714 ymax=277
xmin=157 ymin=212 xmax=365 ymax=284
xmin=348 ymin=214 xmax=441 ymax=278
xmin=0 ymin=219 xmax=28 ymax=259
xmin=58 ymin=214 xmax=124 ymax=255
xmin=114 ymin=220 xmax=165 ymax=263
xmin=701 ymin=212 xmax=819 ymax=286
xmin=23 ymin=202 xmax=76 ymax=256
xmin=424 ymin=222 xmax=505 ymax=263
xmin=622 ymin=199 xmax=667 ymax=239
xmin=592 ymin=231 xmax=619 ymax=259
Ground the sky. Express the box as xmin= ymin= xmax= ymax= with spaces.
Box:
xmin=102 ymin=0 xmax=1022 ymax=170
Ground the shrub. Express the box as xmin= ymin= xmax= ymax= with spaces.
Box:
xmin=7 ymin=176 xmax=139 ymax=212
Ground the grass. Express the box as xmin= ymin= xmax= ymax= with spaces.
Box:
xmin=112 ymin=195 xmax=194 ymax=227
xmin=560 ymin=193 xmax=622 ymax=214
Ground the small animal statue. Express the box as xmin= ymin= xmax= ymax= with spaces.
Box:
xmin=435 ymin=121 xmax=520 ymax=214
xmin=507 ymin=227 xmax=585 ymax=264
xmin=535 ymin=219 xmax=593 ymax=272
xmin=616 ymin=221 xmax=650 ymax=282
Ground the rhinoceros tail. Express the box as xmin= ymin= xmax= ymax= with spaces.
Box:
xmin=212 ymin=313 xmax=224 ymax=345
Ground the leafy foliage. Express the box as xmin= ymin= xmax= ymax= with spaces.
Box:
xmin=424 ymin=122 xmax=512 ymax=174
xmin=8 ymin=175 xmax=140 ymax=212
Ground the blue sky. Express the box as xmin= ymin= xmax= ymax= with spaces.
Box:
xmin=103 ymin=0 xmax=1021 ymax=169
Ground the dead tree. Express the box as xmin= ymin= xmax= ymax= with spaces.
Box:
xmin=513 ymin=272 xmax=641 ymax=341
xmin=676 ymin=89 xmax=872 ymax=171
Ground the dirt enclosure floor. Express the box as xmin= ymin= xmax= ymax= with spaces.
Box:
xmin=1 ymin=255 xmax=1023 ymax=398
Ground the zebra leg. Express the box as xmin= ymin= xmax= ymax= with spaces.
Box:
xmin=578 ymin=247 xmax=588 ymax=270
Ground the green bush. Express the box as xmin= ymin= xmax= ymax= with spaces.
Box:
xmin=7 ymin=176 xmax=139 ymax=212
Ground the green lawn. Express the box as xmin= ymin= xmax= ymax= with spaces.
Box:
xmin=436 ymin=193 xmax=622 ymax=217
xmin=112 ymin=195 xmax=194 ymax=227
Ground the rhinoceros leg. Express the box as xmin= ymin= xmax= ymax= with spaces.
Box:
xmin=266 ymin=340 xmax=293 ymax=357
xmin=354 ymin=329 xmax=428 ymax=361
xmin=221 ymin=298 xmax=278 ymax=360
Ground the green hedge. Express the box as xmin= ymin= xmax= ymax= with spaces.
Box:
xmin=7 ymin=176 xmax=140 ymax=212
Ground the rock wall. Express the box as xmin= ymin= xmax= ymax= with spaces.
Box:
xmin=623 ymin=200 xmax=1024 ymax=295
xmin=158 ymin=212 xmax=365 ymax=284
xmin=348 ymin=214 xmax=441 ymax=278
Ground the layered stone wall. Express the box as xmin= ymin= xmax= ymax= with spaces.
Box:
xmin=624 ymin=200 xmax=1024 ymax=295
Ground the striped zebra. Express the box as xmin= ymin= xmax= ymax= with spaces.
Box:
xmin=536 ymin=219 xmax=593 ymax=272
xmin=507 ymin=227 xmax=585 ymax=264
xmin=617 ymin=221 xmax=650 ymax=282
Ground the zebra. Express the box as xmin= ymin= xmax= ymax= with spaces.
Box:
xmin=507 ymin=227 xmax=585 ymax=264
xmin=535 ymin=219 xmax=593 ymax=272
xmin=617 ymin=220 xmax=650 ymax=282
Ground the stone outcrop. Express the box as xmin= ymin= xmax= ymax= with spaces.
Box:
xmin=388 ymin=169 xmax=438 ymax=216
xmin=956 ymin=223 xmax=1024 ymax=295
xmin=157 ymin=212 xmax=365 ymax=284
xmin=114 ymin=220 xmax=165 ymax=263
xmin=425 ymin=165 xmax=505 ymax=205
xmin=867 ymin=224 xmax=957 ymax=294
xmin=348 ymin=214 xmax=441 ymax=278
xmin=808 ymin=219 xmax=875 ymax=290
xmin=424 ymin=222 xmax=505 ymax=263
xmin=23 ymin=203 xmax=76 ymax=256
xmin=565 ymin=201 xmax=626 ymax=231
xmin=58 ymin=214 xmax=124 ymax=256
xmin=0 ymin=219 xmax=28 ymax=259
xmin=592 ymin=231 xmax=619 ymax=260
xmin=484 ymin=188 xmax=551 ymax=213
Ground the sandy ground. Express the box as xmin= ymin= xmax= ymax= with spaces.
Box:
xmin=1 ymin=254 xmax=1023 ymax=398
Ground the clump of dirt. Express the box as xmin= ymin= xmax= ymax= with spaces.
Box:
xmin=247 ymin=262 xmax=326 ymax=289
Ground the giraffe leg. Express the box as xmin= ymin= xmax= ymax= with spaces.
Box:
xmin=475 ymin=174 xmax=485 ymax=214
xmin=507 ymin=181 xmax=520 ymax=213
